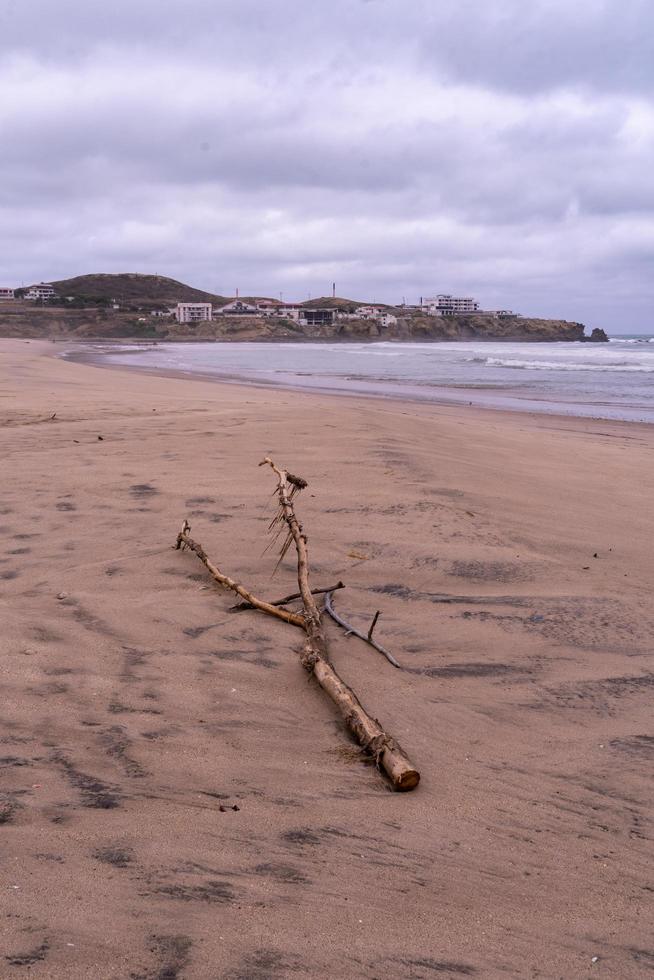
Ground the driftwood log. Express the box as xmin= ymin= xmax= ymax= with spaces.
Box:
xmin=259 ymin=458 xmax=419 ymax=791
xmin=175 ymin=463 xmax=420 ymax=791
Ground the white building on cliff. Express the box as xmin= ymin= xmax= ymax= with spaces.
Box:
xmin=422 ymin=295 xmax=479 ymax=315
xmin=175 ymin=302 xmax=213 ymax=323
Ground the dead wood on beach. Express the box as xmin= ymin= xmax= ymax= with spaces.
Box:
xmin=175 ymin=460 xmax=419 ymax=791
xmin=260 ymin=457 xmax=418 ymax=790
xmin=175 ymin=520 xmax=305 ymax=628
xmin=229 ymin=581 xmax=346 ymax=613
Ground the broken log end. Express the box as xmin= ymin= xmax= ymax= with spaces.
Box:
xmin=389 ymin=764 xmax=420 ymax=791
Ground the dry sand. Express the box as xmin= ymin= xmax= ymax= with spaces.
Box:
xmin=1 ymin=338 xmax=653 ymax=979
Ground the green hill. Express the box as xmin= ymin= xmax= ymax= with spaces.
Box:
xmin=50 ymin=273 xmax=226 ymax=308
xmin=299 ymin=296 xmax=376 ymax=310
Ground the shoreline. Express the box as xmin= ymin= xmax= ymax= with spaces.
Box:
xmin=2 ymin=337 xmax=653 ymax=977
xmin=60 ymin=338 xmax=654 ymax=427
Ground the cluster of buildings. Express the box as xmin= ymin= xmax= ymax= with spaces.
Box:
xmin=0 ymin=283 xmax=515 ymax=323
xmin=174 ymin=295 xmax=513 ymax=324
xmin=173 ymin=300 xmax=400 ymax=326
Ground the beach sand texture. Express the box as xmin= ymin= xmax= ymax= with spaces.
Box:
xmin=1 ymin=339 xmax=653 ymax=978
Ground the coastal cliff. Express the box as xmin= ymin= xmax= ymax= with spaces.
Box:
xmin=0 ymin=273 xmax=598 ymax=342
xmin=330 ymin=315 xmax=587 ymax=342
xmin=0 ymin=308 xmax=589 ymax=342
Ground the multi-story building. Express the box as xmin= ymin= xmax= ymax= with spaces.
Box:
xmin=422 ymin=294 xmax=479 ymax=315
xmin=25 ymin=283 xmax=57 ymax=301
xmin=175 ymin=302 xmax=213 ymax=324
xmin=302 ymin=308 xmax=335 ymax=326
xmin=0 ymin=287 xmax=15 ymax=300
xmin=280 ymin=307 xmax=336 ymax=326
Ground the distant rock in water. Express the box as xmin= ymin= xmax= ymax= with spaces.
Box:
xmin=585 ymin=327 xmax=609 ymax=343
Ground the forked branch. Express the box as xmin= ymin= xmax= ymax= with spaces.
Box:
xmin=323 ymin=590 xmax=401 ymax=669
xmin=175 ymin=466 xmax=420 ymax=791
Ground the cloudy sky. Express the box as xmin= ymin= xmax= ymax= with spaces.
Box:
xmin=1 ymin=0 xmax=652 ymax=330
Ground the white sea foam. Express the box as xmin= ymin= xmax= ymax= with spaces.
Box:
xmin=484 ymin=357 xmax=654 ymax=372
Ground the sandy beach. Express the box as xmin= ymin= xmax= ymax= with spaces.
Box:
xmin=2 ymin=338 xmax=653 ymax=978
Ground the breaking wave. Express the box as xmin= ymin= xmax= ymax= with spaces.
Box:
xmin=483 ymin=357 xmax=654 ymax=373
xmin=609 ymin=337 xmax=654 ymax=343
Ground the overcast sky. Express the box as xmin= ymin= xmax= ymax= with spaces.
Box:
xmin=1 ymin=0 xmax=652 ymax=330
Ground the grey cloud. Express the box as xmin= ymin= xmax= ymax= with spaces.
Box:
xmin=4 ymin=0 xmax=653 ymax=95
xmin=415 ymin=0 xmax=654 ymax=95
xmin=0 ymin=0 xmax=653 ymax=329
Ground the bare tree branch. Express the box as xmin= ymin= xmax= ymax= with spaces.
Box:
xmin=323 ymin=591 xmax=401 ymax=669
xmin=229 ymin=581 xmax=345 ymax=613
xmin=176 ymin=520 xmax=305 ymax=628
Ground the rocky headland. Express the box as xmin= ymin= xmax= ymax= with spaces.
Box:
xmin=0 ymin=273 xmax=606 ymax=342
xmin=0 ymin=307 xmax=601 ymax=343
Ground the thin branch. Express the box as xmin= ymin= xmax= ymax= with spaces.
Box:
xmin=175 ymin=520 xmax=305 ymax=628
xmin=259 ymin=457 xmax=320 ymax=629
xmin=229 ymin=581 xmax=346 ymax=613
xmin=323 ymin=591 xmax=401 ymax=669
xmin=367 ymin=610 xmax=381 ymax=642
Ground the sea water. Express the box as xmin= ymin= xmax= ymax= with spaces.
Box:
xmin=88 ymin=336 xmax=654 ymax=423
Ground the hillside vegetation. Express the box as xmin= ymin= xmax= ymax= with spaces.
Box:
xmin=50 ymin=273 xmax=225 ymax=308
xmin=298 ymin=296 xmax=382 ymax=310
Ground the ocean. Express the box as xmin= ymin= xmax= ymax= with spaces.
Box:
xmin=87 ymin=336 xmax=654 ymax=423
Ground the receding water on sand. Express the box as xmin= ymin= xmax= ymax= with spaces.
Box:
xmin=69 ymin=337 xmax=654 ymax=423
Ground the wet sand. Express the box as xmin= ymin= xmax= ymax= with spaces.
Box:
xmin=1 ymin=338 xmax=653 ymax=978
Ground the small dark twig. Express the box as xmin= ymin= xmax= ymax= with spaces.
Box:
xmin=367 ymin=610 xmax=381 ymax=641
xmin=323 ymin=591 xmax=401 ymax=669
xmin=230 ymin=581 xmax=345 ymax=613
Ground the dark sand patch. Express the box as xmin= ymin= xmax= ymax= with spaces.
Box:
xmin=53 ymin=753 xmax=122 ymax=809
xmin=130 ymin=483 xmax=159 ymax=498
xmin=93 ymin=844 xmax=135 ymax=868
xmin=5 ymin=941 xmax=50 ymax=968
